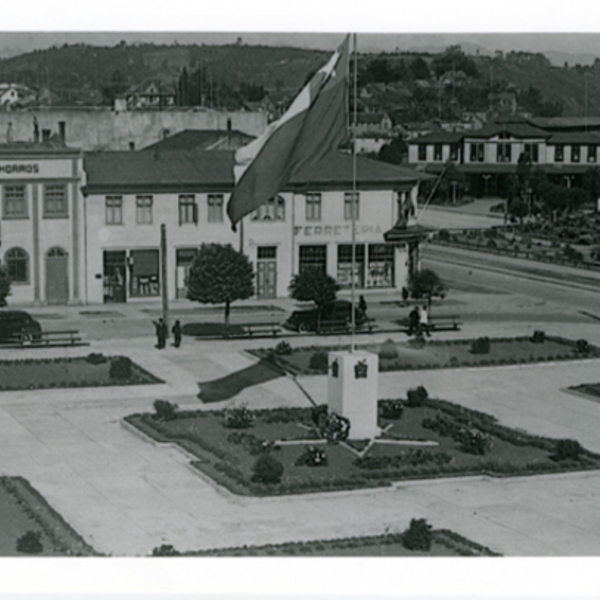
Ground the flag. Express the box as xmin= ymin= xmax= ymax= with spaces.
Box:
xmin=227 ymin=34 xmax=350 ymax=229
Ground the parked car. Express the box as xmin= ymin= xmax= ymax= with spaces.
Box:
xmin=0 ymin=310 xmax=43 ymax=344
xmin=283 ymin=300 xmax=368 ymax=334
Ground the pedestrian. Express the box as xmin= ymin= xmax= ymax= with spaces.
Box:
xmin=172 ymin=320 xmax=182 ymax=348
xmin=401 ymin=286 xmax=409 ymax=306
xmin=152 ymin=318 xmax=166 ymax=349
xmin=418 ymin=305 xmax=431 ymax=337
xmin=408 ymin=306 xmax=420 ymax=336
xmin=358 ymin=295 xmax=367 ymax=316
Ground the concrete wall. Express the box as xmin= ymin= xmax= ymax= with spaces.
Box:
xmin=0 ymin=108 xmax=268 ymax=151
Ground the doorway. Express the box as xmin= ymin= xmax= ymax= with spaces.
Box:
xmin=256 ymin=246 xmax=277 ymax=299
xmin=45 ymin=247 xmax=69 ymax=304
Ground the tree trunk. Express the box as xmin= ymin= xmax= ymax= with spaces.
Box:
xmin=224 ymin=299 xmax=231 ymax=326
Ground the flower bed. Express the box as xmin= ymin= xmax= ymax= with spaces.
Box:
xmin=568 ymin=382 xmax=600 ymax=400
xmin=125 ymin=398 xmax=600 ymax=497
xmin=0 ymin=477 xmax=98 ymax=556
xmin=250 ymin=335 xmax=600 ymax=376
xmin=0 ymin=355 xmax=163 ymax=392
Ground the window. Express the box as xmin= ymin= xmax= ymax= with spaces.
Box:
xmin=433 ymin=144 xmax=443 ymax=161
xmin=470 ymin=143 xmax=484 ymax=162
xmin=136 ymin=195 xmax=153 ymax=224
xmin=251 ymin=195 xmax=285 ymax=221
xmin=496 ymin=143 xmax=512 ymax=163
xmin=418 ymin=144 xmax=426 ymax=161
xmin=178 ymin=195 xmax=197 ymax=225
xmin=257 ymin=246 xmax=277 ymax=260
xmin=343 ymin=192 xmax=359 ymax=220
xmin=524 ymin=143 xmax=539 ymax=163
xmin=129 ymin=249 xmax=159 ymax=297
xmin=43 ymin=184 xmax=68 ymax=218
xmin=299 ymin=245 xmax=327 ymax=273
xmin=3 ymin=184 xmax=27 ymax=219
xmin=207 ymin=194 xmax=224 ymax=222
xmin=589 ymin=145 xmax=597 ymax=163
xmin=105 ymin=196 xmax=123 ymax=225
xmin=367 ymin=244 xmax=395 ymax=288
xmin=571 ymin=145 xmax=581 ymax=163
xmin=4 ymin=247 xmax=28 ymax=283
xmin=555 ymin=144 xmax=564 ymax=162
xmin=305 ymin=192 xmax=322 ymax=221
xmin=337 ymin=244 xmax=365 ymax=288
xmin=450 ymin=143 xmax=459 ymax=161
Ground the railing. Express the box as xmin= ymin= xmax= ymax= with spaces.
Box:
xmin=0 ymin=330 xmax=85 ymax=348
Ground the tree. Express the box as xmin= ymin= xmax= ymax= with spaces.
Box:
xmin=377 ymin=137 xmax=408 ymax=165
xmin=187 ymin=244 xmax=255 ymax=325
xmin=507 ymin=198 xmax=529 ymax=224
xmin=409 ymin=269 xmax=446 ymax=304
xmin=0 ymin=265 xmax=11 ymax=307
xmin=410 ymin=57 xmax=430 ymax=80
xmin=288 ymin=268 xmax=339 ymax=311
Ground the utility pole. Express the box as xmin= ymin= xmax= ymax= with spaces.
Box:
xmin=160 ymin=224 xmax=169 ymax=335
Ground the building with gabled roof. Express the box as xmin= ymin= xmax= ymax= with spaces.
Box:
xmin=139 ymin=129 xmax=255 ymax=153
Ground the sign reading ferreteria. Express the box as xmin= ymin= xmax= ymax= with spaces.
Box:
xmin=294 ymin=224 xmax=383 ymax=237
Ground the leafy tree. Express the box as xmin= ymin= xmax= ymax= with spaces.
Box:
xmin=431 ymin=45 xmax=479 ymax=78
xmin=377 ymin=137 xmax=408 ymax=165
xmin=402 ymin=518 xmax=433 ymax=551
xmin=410 ymin=57 xmax=430 ymax=80
xmin=409 ymin=269 xmax=446 ymax=304
xmin=0 ymin=265 xmax=11 ymax=307
xmin=507 ymin=198 xmax=529 ymax=224
xmin=288 ymin=268 xmax=339 ymax=310
xmin=187 ymin=243 xmax=255 ymax=325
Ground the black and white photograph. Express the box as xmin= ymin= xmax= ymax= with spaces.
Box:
xmin=2 ymin=0 xmax=600 ymax=596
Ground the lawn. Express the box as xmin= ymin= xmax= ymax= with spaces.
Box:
xmin=251 ymin=335 xmax=599 ymax=375
xmin=0 ymin=477 xmax=97 ymax=556
xmin=0 ymin=354 xmax=163 ymax=392
xmin=125 ymin=397 xmax=600 ymax=497
xmin=569 ymin=382 xmax=600 ymax=401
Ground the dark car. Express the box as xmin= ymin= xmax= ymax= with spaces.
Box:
xmin=0 ymin=310 xmax=43 ymax=344
xmin=284 ymin=300 xmax=368 ymax=334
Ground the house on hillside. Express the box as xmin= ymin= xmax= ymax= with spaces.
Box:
xmin=125 ymin=80 xmax=177 ymax=110
xmin=0 ymin=84 xmax=36 ymax=109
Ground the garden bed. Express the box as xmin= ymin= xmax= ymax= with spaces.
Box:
xmin=0 ymin=354 xmax=163 ymax=391
xmin=568 ymin=382 xmax=600 ymax=401
xmin=250 ymin=335 xmax=600 ymax=376
xmin=0 ymin=476 xmax=98 ymax=556
xmin=125 ymin=397 xmax=600 ymax=497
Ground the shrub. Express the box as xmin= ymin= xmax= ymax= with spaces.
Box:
xmin=486 ymin=238 xmax=497 ymax=249
xmin=85 ymin=352 xmax=107 ymax=365
xmin=379 ymin=399 xmax=404 ymax=420
xmin=109 ymin=356 xmax=132 ymax=380
xmin=406 ymin=386 xmax=428 ymax=407
xmin=275 ymin=341 xmax=292 ymax=356
xmin=402 ymin=518 xmax=433 ymax=551
xmin=531 ymin=330 xmax=546 ymax=344
xmin=470 ymin=337 xmax=491 ymax=354
xmin=16 ymin=530 xmax=43 ymax=554
xmin=153 ymin=399 xmax=179 ymax=421
xmin=251 ymin=454 xmax=284 ymax=484
xmin=378 ymin=339 xmax=398 ymax=360
xmin=151 ymin=544 xmax=181 ymax=556
xmin=295 ymin=445 xmax=328 ymax=467
xmin=308 ymin=351 xmax=328 ymax=371
xmin=224 ymin=404 xmax=254 ymax=429
xmin=320 ymin=412 xmax=351 ymax=443
xmin=552 ymin=439 xmax=584 ymax=461
xmin=437 ymin=229 xmax=451 ymax=242
xmin=454 ymin=428 xmax=491 ymax=455
xmin=576 ymin=339 xmax=590 ymax=354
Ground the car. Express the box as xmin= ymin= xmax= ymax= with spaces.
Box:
xmin=283 ymin=300 xmax=368 ymax=334
xmin=0 ymin=310 xmax=43 ymax=344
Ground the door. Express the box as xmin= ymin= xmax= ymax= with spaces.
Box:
xmin=45 ymin=247 xmax=69 ymax=304
xmin=103 ymin=250 xmax=127 ymax=303
xmin=256 ymin=246 xmax=277 ymax=299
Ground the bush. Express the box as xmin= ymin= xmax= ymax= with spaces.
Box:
xmin=402 ymin=518 xmax=433 ymax=551
xmin=275 ymin=341 xmax=292 ymax=356
xmin=320 ymin=412 xmax=351 ymax=443
xmin=16 ymin=530 xmax=43 ymax=554
xmin=552 ymin=439 xmax=584 ymax=461
xmin=151 ymin=544 xmax=181 ymax=556
xmin=470 ymin=337 xmax=491 ymax=354
xmin=437 ymin=229 xmax=451 ymax=242
xmin=378 ymin=339 xmax=398 ymax=360
xmin=109 ymin=356 xmax=132 ymax=380
xmin=406 ymin=386 xmax=428 ymax=407
xmin=454 ymin=427 xmax=491 ymax=455
xmin=224 ymin=404 xmax=254 ymax=429
xmin=379 ymin=399 xmax=404 ymax=420
xmin=531 ymin=330 xmax=546 ymax=344
xmin=308 ymin=351 xmax=329 ymax=371
xmin=153 ymin=399 xmax=179 ymax=421
xmin=576 ymin=339 xmax=590 ymax=354
xmin=251 ymin=454 xmax=284 ymax=484
xmin=295 ymin=445 xmax=328 ymax=467
xmin=85 ymin=352 xmax=107 ymax=365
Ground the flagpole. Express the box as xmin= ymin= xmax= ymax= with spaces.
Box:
xmin=351 ymin=32 xmax=358 ymax=353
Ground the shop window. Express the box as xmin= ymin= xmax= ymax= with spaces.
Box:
xmin=299 ymin=245 xmax=327 ymax=273
xmin=305 ymin=193 xmax=322 ymax=221
xmin=418 ymin=144 xmax=426 ymax=161
xmin=555 ymin=145 xmax=564 ymax=162
xmin=207 ymin=194 xmax=224 ymax=222
xmin=343 ymin=192 xmax=359 ymax=221
xmin=43 ymin=184 xmax=68 ymax=218
xmin=3 ymin=184 xmax=27 ymax=219
xmin=571 ymin=145 xmax=581 ymax=163
xmin=129 ymin=249 xmax=159 ymax=297
xmin=136 ymin=196 xmax=153 ymax=224
xmin=179 ymin=195 xmax=197 ymax=225
xmin=5 ymin=247 xmax=29 ymax=283
xmin=337 ymin=244 xmax=365 ymax=288
xmin=367 ymin=244 xmax=394 ymax=288
xmin=105 ymin=196 xmax=123 ymax=225
xmin=251 ymin=195 xmax=285 ymax=221
xmin=589 ymin=145 xmax=597 ymax=163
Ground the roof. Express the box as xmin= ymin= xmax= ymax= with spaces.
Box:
xmin=83 ymin=150 xmax=428 ymax=195
xmin=0 ymin=141 xmax=80 ymax=156
xmin=546 ymin=131 xmax=600 ymax=144
xmin=140 ymin=129 xmax=255 ymax=152
xmin=528 ymin=116 xmax=600 ymax=131
xmin=464 ymin=124 xmax=549 ymax=139
xmin=409 ymin=131 xmax=464 ymax=144
xmin=356 ymin=112 xmax=389 ymax=124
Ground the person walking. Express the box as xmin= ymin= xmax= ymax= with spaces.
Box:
xmin=408 ymin=306 xmax=420 ymax=336
xmin=418 ymin=305 xmax=431 ymax=337
xmin=152 ymin=318 xmax=166 ymax=349
xmin=401 ymin=286 xmax=409 ymax=307
xmin=172 ymin=320 xmax=182 ymax=348
xmin=358 ymin=295 xmax=367 ymax=317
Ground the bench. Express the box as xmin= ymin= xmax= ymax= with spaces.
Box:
xmin=428 ymin=315 xmax=462 ymax=331
xmin=0 ymin=330 xmax=84 ymax=348
xmin=316 ymin=319 xmax=375 ymax=335
xmin=221 ymin=322 xmax=281 ymax=339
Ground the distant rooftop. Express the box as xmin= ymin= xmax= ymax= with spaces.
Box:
xmin=0 ymin=140 xmax=80 ymax=155
xmin=140 ymin=129 xmax=255 ymax=152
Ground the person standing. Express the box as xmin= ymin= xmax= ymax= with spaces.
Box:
xmin=153 ymin=318 xmax=166 ymax=349
xmin=408 ymin=306 xmax=420 ymax=336
xmin=401 ymin=286 xmax=409 ymax=307
xmin=172 ymin=320 xmax=182 ymax=348
xmin=418 ymin=305 xmax=431 ymax=337
xmin=358 ymin=295 xmax=367 ymax=317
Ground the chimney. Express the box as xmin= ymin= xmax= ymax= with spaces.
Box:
xmin=58 ymin=121 xmax=66 ymax=143
xmin=227 ymin=118 xmax=232 ymax=131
